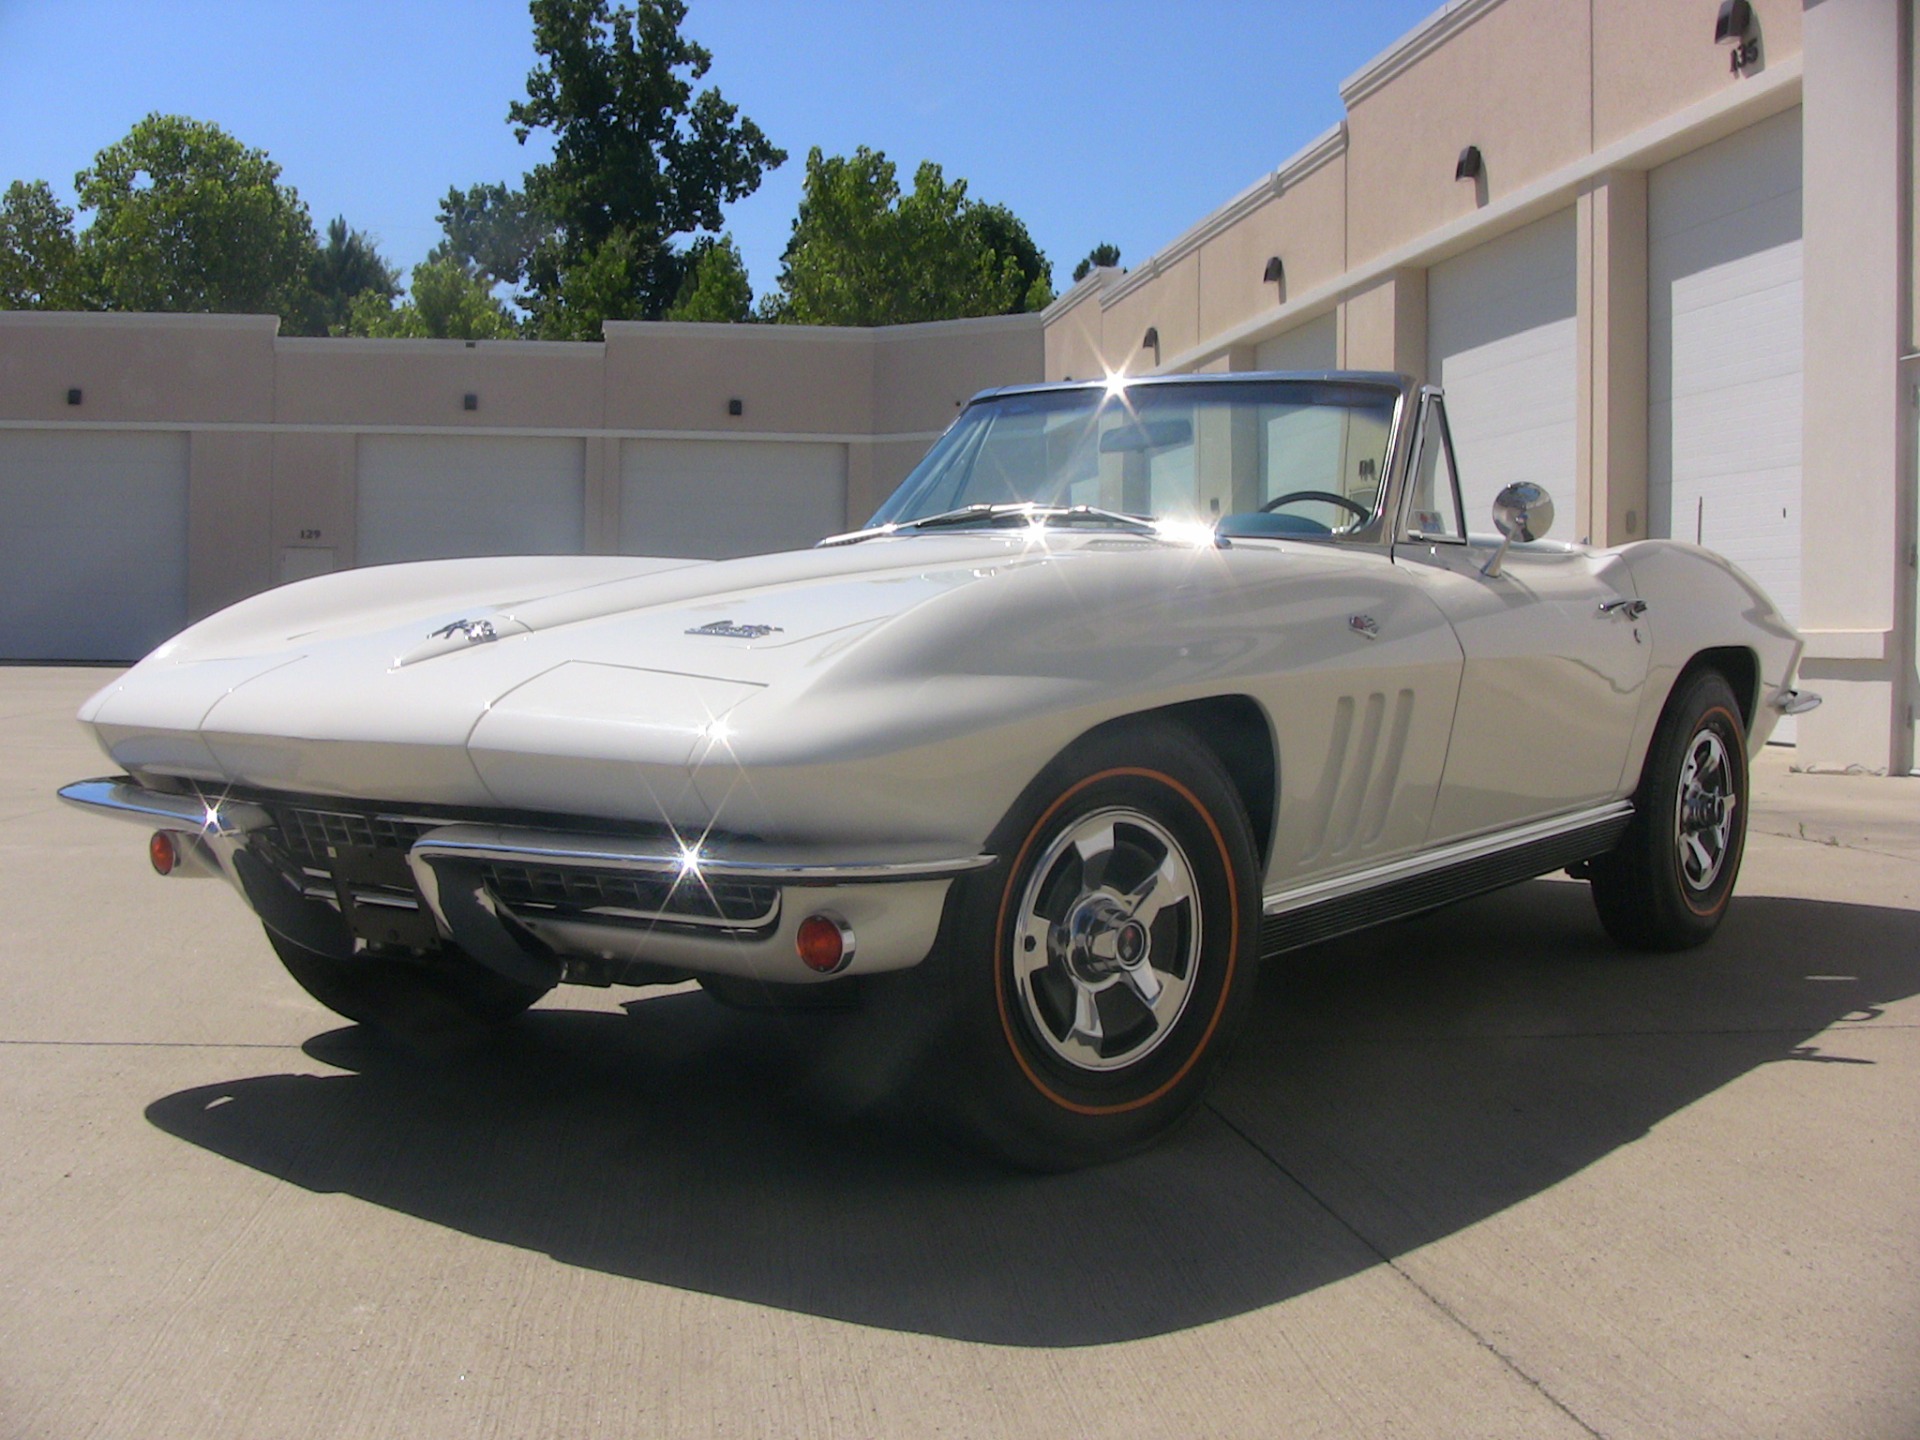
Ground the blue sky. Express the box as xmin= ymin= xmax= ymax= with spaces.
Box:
xmin=0 ymin=0 xmax=1438 ymax=300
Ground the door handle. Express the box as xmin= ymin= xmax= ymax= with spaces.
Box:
xmin=1598 ymin=598 xmax=1648 ymax=619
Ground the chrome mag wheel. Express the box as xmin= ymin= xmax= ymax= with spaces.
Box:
xmin=1009 ymin=806 xmax=1201 ymax=1073
xmin=1674 ymin=727 xmax=1736 ymax=892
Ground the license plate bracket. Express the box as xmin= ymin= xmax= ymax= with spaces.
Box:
xmin=328 ymin=844 xmax=440 ymax=949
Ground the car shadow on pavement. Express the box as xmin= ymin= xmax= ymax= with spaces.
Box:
xmin=144 ymin=879 xmax=1920 ymax=1347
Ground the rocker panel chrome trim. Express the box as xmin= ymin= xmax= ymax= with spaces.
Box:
xmin=1262 ymin=800 xmax=1635 ymax=915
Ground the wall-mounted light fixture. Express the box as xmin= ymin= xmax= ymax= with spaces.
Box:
xmin=462 ymin=392 xmax=478 ymax=411
xmin=1713 ymin=0 xmax=1753 ymax=43
xmin=65 ymin=387 xmax=82 ymax=406
xmin=1454 ymin=145 xmax=1483 ymax=182
xmin=1262 ymin=256 xmax=1285 ymax=286
xmin=727 ymin=397 xmax=743 ymax=416
xmin=1715 ymin=0 xmax=1760 ymax=72
xmin=1142 ymin=327 xmax=1161 ymax=365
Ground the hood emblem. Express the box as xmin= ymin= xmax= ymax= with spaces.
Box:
xmin=686 ymin=619 xmax=784 ymax=640
xmin=429 ymin=618 xmax=498 ymax=645
xmin=1348 ymin=614 xmax=1380 ymax=639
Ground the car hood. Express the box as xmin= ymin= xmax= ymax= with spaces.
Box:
xmin=78 ymin=533 xmax=1216 ymax=799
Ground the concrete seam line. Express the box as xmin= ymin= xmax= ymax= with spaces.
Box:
xmin=1205 ymin=1100 xmax=1608 ymax=1440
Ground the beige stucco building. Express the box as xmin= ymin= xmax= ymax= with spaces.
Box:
xmin=2 ymin=0 xmax=1914 ymax=771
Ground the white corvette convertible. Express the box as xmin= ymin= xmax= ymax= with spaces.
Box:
xmin=63 ymin=372 xmax=1816 ymax=1166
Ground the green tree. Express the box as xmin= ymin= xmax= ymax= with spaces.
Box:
xmin=73 ymin=114 xmax=318 ymax=317
xmin=1072 ymin=242 xmax=1121 ymax=282
xmin=665 ymin=234 xmax=751 ymax=321
xmin=973 ymin=203 xmax=1053 ymax=312
xmin=766 ymin=147 xmax=1051 ymax=326
xmin=433 ymin=181 xmax=546 ymax=290
xmin=306 ymin=215 xmax=401 ymax=334
xmin=0 ymin=180 xmax=81 ymax=308
xmin=503 ymin=0 xmax=784 ymax=334
xmin=345 ymin=256 xmax=518 ymax=339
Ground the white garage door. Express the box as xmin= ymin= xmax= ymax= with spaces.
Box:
xmin=356 ymin=435 xmax=585 ymax=566
xmin=1649 ymin=109 xmax=1802 ymax=619
xmin=1427 ymin=209 xmax=1578 ymax=533
xmin=1255 ymin=313 xmax=1338 ymax=372
xmin=0 ymin=429 xmax=188 ymax=661
xmin=621 ymin=440 xmax=848 ymax=558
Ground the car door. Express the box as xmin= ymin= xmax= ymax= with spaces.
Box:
xmin=1390 ymin=390 xmax=1650 ymax=840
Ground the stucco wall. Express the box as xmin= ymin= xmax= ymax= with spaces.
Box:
xmin=0 ymin=311 xmax=1043 ymax=633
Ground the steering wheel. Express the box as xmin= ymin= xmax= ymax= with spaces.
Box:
xmin=1259 ymin=490 xmax=1372 ymax=522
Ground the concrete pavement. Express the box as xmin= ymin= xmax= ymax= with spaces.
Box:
xmin=2 ymin=666 xmax=1915 ymax=1438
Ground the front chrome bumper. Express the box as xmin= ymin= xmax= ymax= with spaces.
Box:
xmin=1767 ymin=686 xmax=1823 ymax=716
xmin=60 ymin=777 xmax=991 ymax=987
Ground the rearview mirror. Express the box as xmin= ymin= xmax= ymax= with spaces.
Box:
xmin=1481 ymin=482 xmax=1554 ymax=578
xmin=1491 ymin=481 xmax=1554 ymax=542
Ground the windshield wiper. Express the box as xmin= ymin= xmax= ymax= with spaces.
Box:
xmin=817 ymin=502 xmax=1169 ymax=548
xmin=902 ymin=502 xmax=1161 ymax=534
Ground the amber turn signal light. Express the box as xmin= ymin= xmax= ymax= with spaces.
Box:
xmin=796 ymin=912 xmax=855 ymax=974
xmin=149 ymin=830 xmax=181 ymax=876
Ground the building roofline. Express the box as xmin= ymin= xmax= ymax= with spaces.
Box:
xmin=1339 ymin=0 xmax=1509 ymax=107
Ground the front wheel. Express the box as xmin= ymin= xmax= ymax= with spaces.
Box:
xmin=1589 ymin=670 xmax=1750 ymax=951
xmin=928 ymin=719 xmax=1262 ymax=1169
xmin=265 ymin=929 xmax=552 ymax=1046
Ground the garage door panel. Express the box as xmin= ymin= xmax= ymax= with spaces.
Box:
xmin=1649 ymin=126 xmax=1801 ymax=243
xmin=1649 ymin=108 xmax=1802 ymax=735
xmin=1666 ymin=274 xmax=1801 ymax=397
xmin=1253 ymin=313 xmax=1337 ymax=372
xmin=1670 ymin=372 xmax=1801 ymax=478
xmin=621 ymin=440 xmax=847 ymax=559
xmin=0 ymin=429 xmax=188 ymax=660
xmin=1428 ymin=209 xmax=1579 ymax=529
xmin=357 ymin=436 xmax=585 ymax=566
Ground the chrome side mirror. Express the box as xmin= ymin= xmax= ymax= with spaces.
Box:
xmin=1482 ymin=482 xmax=1554 ymax=577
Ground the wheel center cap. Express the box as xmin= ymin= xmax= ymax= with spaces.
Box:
xmin=1062 ymin=895 xmax=1142 ymax=986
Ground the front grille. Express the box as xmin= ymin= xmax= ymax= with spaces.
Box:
xmin=247 ymin=794 xmax=778 ymax=935
xmin=484 ymin=863 xmax=779 ymax=929
xmin=274 ymin=806 xmax=431 ymax=867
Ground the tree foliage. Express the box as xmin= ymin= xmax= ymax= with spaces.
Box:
xmin=433 ymin=181 xmax=545 ymax=290
xmin=496 ymin=0 xmax=784 ymax=334
xmin=1072 ymin=242 xmax=1121 ymax=282
xmin=344 ymin=256 xmax=519 ymax=340
xmin=665 ymin=234 xmax=752 ymax=321
xmin=764 ymin=147 xmax=1052 ymax=326
xmin=307 ymin=215 xmax=401 ymax=334
xmin=73 ymin=114 xmax=318 ymax=318
xmin=0 ymin=180 xmax=81 ymax=308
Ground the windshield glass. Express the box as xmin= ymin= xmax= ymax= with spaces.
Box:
xmin=870 ymin=378 xmax=1401 ymax=538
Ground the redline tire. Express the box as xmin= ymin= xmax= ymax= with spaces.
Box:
xmin=928 ymin=719 xmax=1262 ymax=1170
xmin=1589 ymin=670 xmax=1749 ymax=951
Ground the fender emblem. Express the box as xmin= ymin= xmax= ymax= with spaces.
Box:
xmin=429 ymin=618 xmax=498 ymax=644
xmin=686 ymin=619 xmax=784 ymax=640
xmin=1349 ymin=614 xmax=1380 ymax=639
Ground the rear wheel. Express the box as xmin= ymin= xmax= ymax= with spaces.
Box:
xmin=927 ymin=719 xmax=1261 ymax=1169
xmin=265 ymin=929 xmax=551 ymax=1045
xmin=1589 ymin=670 xmax=1749 ymax=951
